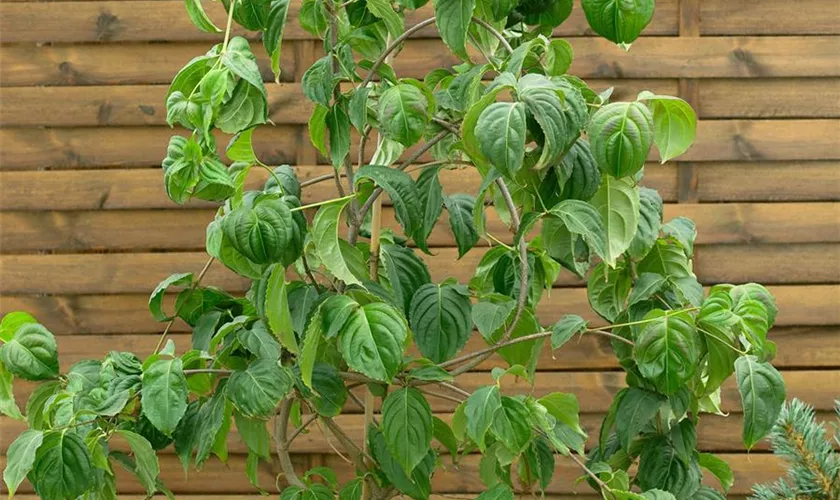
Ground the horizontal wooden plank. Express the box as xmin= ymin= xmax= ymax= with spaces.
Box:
xmin=5 ymin=408 xmax=838 ymax=460
xmin=693 ymin=162 xmax=840 ymax=202
xmin=1 ymin=119 xmax=836 ymax=170
xmin=2 ymin=203 xmax=838 ymax=252
xmin=1 ymin=285 xmax=837 ymax=336
xmin=698 ymin=78 xmax=840 ymax=118
xmin=0 ymin=0 xmax=678 ymax=44
xmin=0 ymin=80 xmax=677 ymax=127
xmin=3 ymin=37 xmax=839 ymax=88
xmin=699 ymin=0 xmax=840 ymax=35
xmin=1 ymin=242 xmax=837 ymax=295
xmin=0 ymin=451 xmax=784 ymax=495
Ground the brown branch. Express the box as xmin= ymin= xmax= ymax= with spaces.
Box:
xmin=275 ymin=399 xmax=305 ymax=488
xmin=360 ymin=17 xmax=437 ymax=89
xmin=470 ymin=16 xmax=513 ymax=53
xmin=285 ymin=413 xmax=319 ymax=447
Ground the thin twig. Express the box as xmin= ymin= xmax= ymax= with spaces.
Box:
xmin=568 ymin=452 xmax=616 ymax=500
xmin=153 ymin=256 xmax=215 ymax=353
xmin=301 ymin=253 xmax=324 ymax=293
xmin=360 ymin=17 xmax=437 ymax=89
xmin=470 ymin=16 xmax=513 ymax=53
xmin=183 ymin=368 xmax=232 ymax=375
xmin=285 ymin=413 xmax=318 ymax=446
xmin=437 ymin=381 xmax=472 ymax=398
xmin=417 ymin=387 xmax=465 ymax=404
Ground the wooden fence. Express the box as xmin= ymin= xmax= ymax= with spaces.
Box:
xmin=1 ymin=0 xmax=839 ymax=497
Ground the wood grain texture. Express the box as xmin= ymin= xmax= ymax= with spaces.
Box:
xmin=1 ymin=286 xmax=837 ymax=336
xmin=1 ymin=203 xmax=838 ymax=252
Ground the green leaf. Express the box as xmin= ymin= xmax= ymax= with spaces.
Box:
xmin=148 ymin=272 xmax=192 ymax=322
xmin=367 ymin=0 xmax=404 ymax=39
xmin=265 ymin=264 xmax=298 ymax=354
xmin=185 ymin=0 xmax=221 ymax=32
xmin=416 ymin=166 xmax=444 ymax=252
xmin=339 ymin=478 xmax=364 ymax=500
xmin=222 ymin=198 xmax=303 ymax=265
xmin=545 ymin=39 xmax=574 ymax=76
xmin=731 ymin=283 xmax=777 ymax=327
xmin=299 ymin=307 xmax=322 ymax=389
xmin=471 ymin=295 xmax=515 ymax=339
xmin=432 ymin=416 xmax=458 ymax=457
xmin=302 ymin=56 xmax=334 ymax=107
xmin=638 ymin=239 xmax=692 ymax=279
xmin=662 ymin=216 xmax=696 ymax=258
xmin=633 ymin=310 xmax=700 ymax=395
xmin=407 ymin=364 xmax=454 ymax=382
xmin=115 ymin=430 xmax=160 ymax=496
xmin=476 ymin=483 xmax=514 ymax=500
xmin=0 ymin=311 xmax=37 ymax=342
xmin=308 ymin=104 xmax=329 ymax=157
xmin=520 ymin=0 xmax=572 ymax=27
xmin=491 ymin=396 xmax=532 ymax=453
xmin=308 ymin=363 xmax=348 ymax=417
xmin=628 ymin=272 xmax=668 ymax=306
xmin=735 ymin=355 xmax=786 ymax=449
xmin=589 ymin=175 xmax=640 ymax=267
xmin=222 ymin=37 xmax=267 ymax=99
xmin=465 ymin=385 xmax=502 ymax=450
xmin=368 ymin=427 xmax=434 ymax=500
xmin=348 ymin=86 xmax=371 ymax=132
xmin=542 ymin=199 xmax=608 ymax=264
xmin=0 ymin=361 xmax=24 ymax=420
xmin=693 ymin=487 xmax=726 ymax=500
xmin=475 ymin=102 xmax=527 ymax=176
xmin=409 ymin=283 xmax=472 ymax=363
xmin=264 ymin=0 xmax=292 ymax=81
xmin=558 ymin=139 xmax=602 ymax=202
xmin=613 ymin=387 xmax=663 ymax=450
xmin=228 ymin=359 xmax=293 ymax=418
xmin=235 ymin=411 xmax=271 ymax=458
xmin=334 ymin=299 xmax=407 ymax=382
xmin=3 ymin=429 xmax=43 ymax=497
xmin=433 ymin=0 xmax=477 ymax=60
xmin=377 ymin=84 xmax=429 ymax=147
xmin=697 ymin=452 xmax=734 ymax=493
xmin=356 ymin=165 xmax=422 ymax=244
xmin=551 ymin=314 xmax=587 ymax=350
xmin=311 ymin=196 xmax=362 ymax=286
xmin=30 ymin=431 xmax=94 ymax=499
xmin=217 ymin=79 xmax=268 ymax=134
xmin=581 ymin=0 xmax=655 ymax=45
xmin=0 ymin=322 xmax=58 ymax=381
xmin=25 ymin=380 xmax=61 ymax=430
xmin=382 ymin=387 xmax=434 ymax=474
xmin=226 ymin=129 xmax=257 ymax=163
xmin=327 ymin=100 xmax=351 ymax=168
xmin=629 ymin=187 xmax=663 ymax=259
xmin=444 ymin=194 xmax=480 ymax=258
xmin=379 ymin=243 xmax=432 ymax=314
xmin=142 ymin=358 xmax=188 ymax=435
xmin=637 ymin=436 xmax=702 ymax=498
xmin=538 ymin=392 xmax=585 ymax=436
xmin=587 ymin=261 xmax=632 ymax=322
xmin=588 ymin=101 xmax=654 ymax=178
xmin=638 ymin=92 xmax=697 ymax=163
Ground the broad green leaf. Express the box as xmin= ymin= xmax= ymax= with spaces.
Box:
xmin=662 ymin=216 xmax=696 ymax=258
xmin=698 ymin=292 xmax=739 ymax=393
xmin=491 ymin=396 xmax=532 ymax=453
xmin=587 ymin=261 xmax=632 ymax=322
xmin=432 ymin=416 xmax=458 ymax=457
xmin=538 ymin=392 xmax=585 ymax=436
xmin=379 ymin=243 xmax=432 ymax=314
xmin=30 ymin=431 xmax=94 ymax=499
xmin=0 ymin=361 xmax=24 ymax=419
xmin=545 ymin=39 xmax=573 ymax=76
xmin=475 ymin=483 xmax=514 ymax=500
xmin=25 ymin=380 xmax=61 ymax=430
xmin=444 ymin=194 xmax=480 ymax=258
xmin=223 ymin=0 xmax=270 ymax=29
xmin=520 ymin=0 xmax=572 ymax=27
xmin=217 ymin=79 xmax=268 ymax=134
xmin=735 ymin=355 xmax=786 ymax=449
xmin=694 ymin=487 xmax=727 ymax=500
xmin=264 ymin=0 xmax=292 ymax=81
xmin=474 ymin=102 xmax=527 ymax=176
xmin=194 ymin=386 xmax=229 ymax=466
xmin=308 ymin=104 xmax=329 ymax=156
xmin=298 ymin=0 xmax=327 ymax=35
xmin=367 ymin=0 xmax=404 ymax=38
xmin=433 ymin=0 xmax=476 ymax=60
xmin=589 ymin=175 xmax=640 ymax=267
xmin=348 ymin=86 xmax=372 ymax=132
xmin=308 ymin=363 xmax=348 ymax=417
xmin=116 ymin=430 xmax=160 ymax=496
xmin=465 ymin=385 xmax=502 ymax=450
xmin=638 ymin=239 xmax=692 ymax=279
xmin=581 ymin=0 xmax=655 ymax=45
xmin=234 ymin=411 xmax=271 ymax=458
xmin=228 ymin=359 xmax=292 ymax=418
xmin=637 ymin=436 xmax=702 ymax=498
xmin=368 ymin=427 xmax=434 ymax=499
xmin=356 ymin=165 xmax=422 ymax=244
xmin=3 ymin=429 xmax=43 ymax=497
xmin=0 ymin=311 xmax=37 ymax=342
xmin=629 ymin=187 xmax=663 ymax=259
xmin=141 ymin=358 xmax=188 ymax=435
xmin=326 ymin=100 xmax=351 ymax=168
xmin=614 ymin=387 xmax=663 ymax=450
xmin=731 ymin=283 xmax=778 ymax=327
xmin=551 ymin=314 xmax=587 ymax=350
xmin=149 ymin=272 xmax=193 ymax=322
xmin=226 ymin=128 xmax=257 ymax=163
xmin=298 ymin=306 xmax=322 ymax=388
xmin=377 ymin=84 xmax=429 ymax=147
xmin=588 ymin=101 xmax=653 ymax=178
xmin=336 ymin=300 xmax=407 ymax=382
xmin=185 ymin=0 xmax=221 ymax=32
xmin=302 ymin=56 xmax=334 ymax=107
xmin=265 ymin=264 xmax=298 ymax=354
xmin=221 ymin=37 xmax=267 ymax=99
xmin=0 ymin=322 xmax=59 ymax=381
xmin=471 ymin=295 xmax=515 ymax=339
xmin=697 ymin=452 xmax=734 ymax=493
xmin=339 ymin=478 xmax=364 ymax=500
xmin=628 ymin=272 xmax=668 ymax=306
xmin=382 ymin=387 xmax=434 ymax=474
xmin=222 ymin=198 xmax=303 ymax=265
xmin=633 ymin=310 xmax=700 ymax=395
xmin=542 ymin=199 xmax=608 ymax=264
xmin=311 ymin=196 xmax=362 ymax=286
xmin=409 ymin=283 xmax=472 ymax=363
xmin=407 ymin=364 xmax=454 ymax=382
xmin=638 ymin=92 xmax=697 ymax=163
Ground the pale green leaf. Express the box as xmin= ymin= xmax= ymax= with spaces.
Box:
xmin=588 ymin=101 xmax=653 ymax=178
xmin=312 ymin=196 xmax=362 ymax=286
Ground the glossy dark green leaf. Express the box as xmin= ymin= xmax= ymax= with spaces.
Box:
xmin=629 ymin=187 xmax=663 ymax=259
xmin=545 ymin=39 xmax=573 ymax=76
xmin=0 ymin=322 xmax=58 ymax=381
xmin=30 ymin=431 xmax=94 ymax=499
xmin=265 ymin=264 xmax=298 ymax=354
xmin=409 ymin=283 xmax=472 ymax=363
xmin=415 ymin=166 xmax=444 ymax=252
xmin=377 ymin=84 xmax=430 ymax=147
xmin=615 ymin=387 xmax=663 ymax=450
xmin=234 ymin=410 xmax=271 ymax=458
xmin=633 ymin=310 xmax=699 ymax=395
xmin=217 ymin=79 xmax=268 ymax=134
xmin=302 ymin=56 xmax=334 ymax=107
xmin=475 ymin=102 xmax=527 ymax=176
xmin=379 ymin=243 xmax=432 ymax=314
xmin=471 ymin=295 xmax=515 ymax=340
xmin=116 ymin=430 xmax=160 ymax=495
xmin=264 ymin=0 xmax=291 ymax=81
xmin=356 ymin=165 xmax=423 ymax=245
xmin=141 ymin=358 xmax=188 ymax=435
xmin=735 ymin=355 xmax=786 ymax=449
xmin=465 ymin=385 xmax=502 ymax=451
xmin=637 ymin=436 xmax=702 ymax=498
xmin=222 ymin=198 xmax=302 ymax=265
xmin=334 ymin=299 xmax=407 ymax=382
xmin=444 ymin=194 xmax=480 ymax=258
xmin=491 ymin=396 xmax=532 ymax=453
xmin=587 ymin=261 xmax=632 ymax=322
xmin=581 ymin=0 xmax=655 ymax=45
xmin=382 ymin=387 xmax=434 ymax=474
xmin=227 ymin=359 xmax=293 ymax=418
xmin=369 ymin=426 xmax=435 ymax=499
xmin=221 ymin=37 xmax=267 ymax=99
xmin=326 ymin=100 xmax=351 ymax=168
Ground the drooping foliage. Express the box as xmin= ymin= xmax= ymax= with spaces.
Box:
xmin=1 ymin=0 xmax=788 ymax=499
